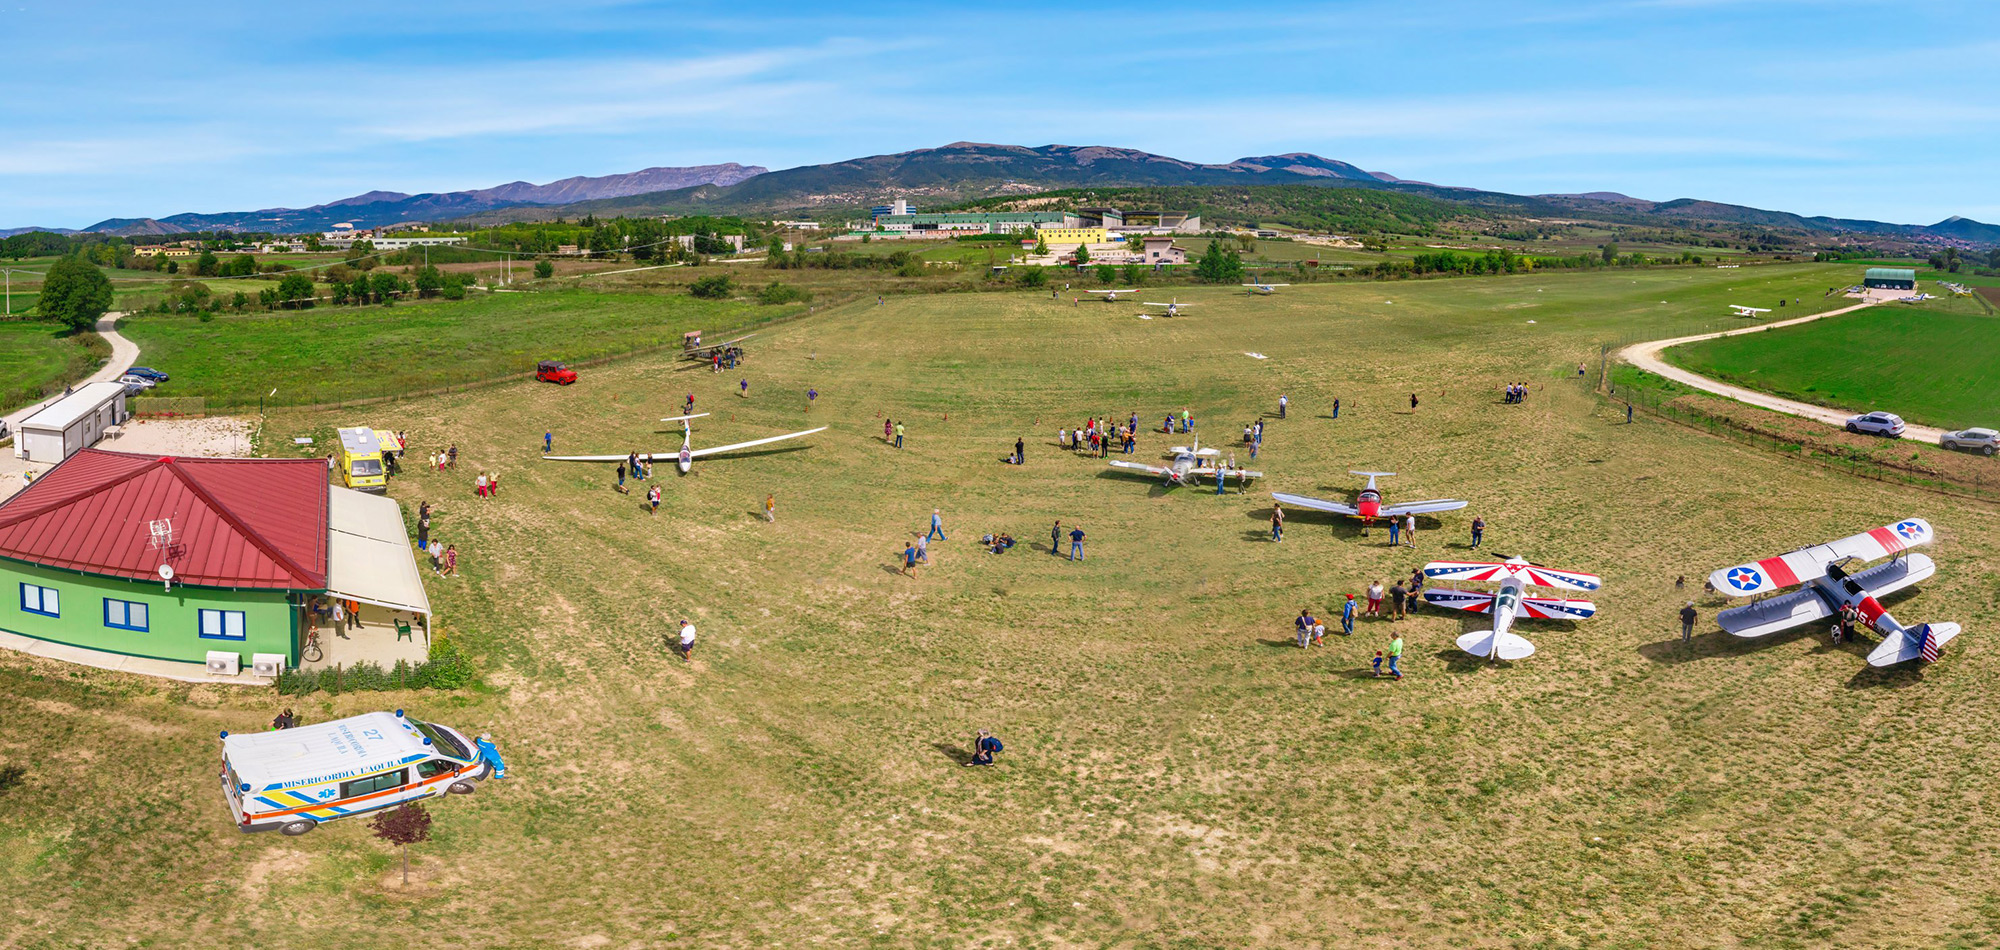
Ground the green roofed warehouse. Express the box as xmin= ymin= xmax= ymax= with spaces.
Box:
xmin=1863 ymin=267 xmax=1916 ymax=291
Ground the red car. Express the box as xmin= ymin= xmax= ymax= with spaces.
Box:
xmin=536 ymin=360 xmax=577 ymax=385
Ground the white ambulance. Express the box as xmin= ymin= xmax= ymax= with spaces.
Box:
xmin=220 ymin=709 xmax=491 ymax=836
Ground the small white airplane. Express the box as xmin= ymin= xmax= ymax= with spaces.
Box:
xmin=1729 ymin=305 xmax=1772 ymax=317
xmin=1271 ymin=472 xmax=1467 ymax=535
xmin=1082 ymin=289 xmax=1137 ymax=302
xmin=1421 ymin=557 xmax=1603 ymax=661
xmin=1707 ymin=518 xmax=1959 ymax=667
xmin=1140 ymin=298 xmax=1193 ymax=317
xmin=1242 ymin=282 xmax=1291 ymax=296
xmin=1106 ymin=438 xmax=1262 ymax=488
xmin=542 ymin=413 xmax=827 ymax=475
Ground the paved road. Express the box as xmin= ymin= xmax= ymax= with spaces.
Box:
xmin=2 ymin=312 xmax=139 ymax=434
xmin=1617 ymin=301 xmax=1949 ymax=444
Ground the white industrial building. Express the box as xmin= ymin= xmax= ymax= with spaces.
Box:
xmin=15 ymin=382 xmax=128 ymax=465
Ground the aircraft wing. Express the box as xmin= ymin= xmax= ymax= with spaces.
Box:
xmin=1708 ymin=518 xmax=1934 ymax=597
xmin=1849 ymin=552 xmax=1935 ymax=598
xmin=687 ymin=426 xmax=827 ymax=459
xmin=1380 ymin=499 xmax=1469 ymax=517
xmin=1519 ymin=597 xmax=1597 ymax=621
xmin=1204 ymin=466 xmax=1263 ymax=479
xmin=1716 ymin=587 xmax=1831 ymax=638
xmin=1270 ymin=492 xmax=1359 ymax=516
xmin=543 ymin=453 xmax=645 ymax=462
xmin=1422 ymin=589 xmax=1495 ymax=613
xmin=1420 ymin=561 xmax=1601 ymax=591
xmin=1108 ymin=461 xmax=1172 ymax=476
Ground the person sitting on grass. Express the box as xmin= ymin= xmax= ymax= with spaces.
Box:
xmin=966 ymin=729 xmax=1002 ymax=767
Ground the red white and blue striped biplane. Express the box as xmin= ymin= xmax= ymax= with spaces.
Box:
xmin=1420 ymin=557 xmax=1603 ymax=662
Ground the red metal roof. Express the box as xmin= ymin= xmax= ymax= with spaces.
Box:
xmin=0 ymin=449 xmax=328 ymax=589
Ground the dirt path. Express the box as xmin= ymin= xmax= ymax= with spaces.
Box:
xmin=1 ymin=312 xmax=140 ymax=433
xmin=1616 ymin=301 xmax=1949 ymax=444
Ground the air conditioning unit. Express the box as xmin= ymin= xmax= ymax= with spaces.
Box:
xmin=205 ymin=651 xmax=240 ymax=676
xmin=251 ymin=653 xmax=285 ymax=678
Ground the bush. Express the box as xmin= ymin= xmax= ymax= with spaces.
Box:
xmin=1015 ymin=267 xmax=1047 ymax=288
xmin=534 ymin=259 xmax=554 ymax=279
xmin=413 ymin=640 xmax=474 ymax=690
xmin=688 ymin=274 xmax=735 ymax=299
xmin=755 ymin=281 xmax=812 ymax=305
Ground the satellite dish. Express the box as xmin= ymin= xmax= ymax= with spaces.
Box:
xmin=158 ymin=564 xmax=175 ymax=581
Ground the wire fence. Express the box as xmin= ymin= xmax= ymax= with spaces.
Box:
xmin=131 ymin=396 xmax=206 ymax=418
xmin=1598 ymin=347 xmax=2000 ymax=503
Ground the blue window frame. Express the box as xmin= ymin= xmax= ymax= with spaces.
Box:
xmin=198 ymin=608 xmax=245 ymax=640
xmin=104 ymin=598 xmax=149 ymax=632
xmin=20 ymin=583 xmax=58 ymax=618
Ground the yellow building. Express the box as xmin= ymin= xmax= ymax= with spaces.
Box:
xmin=1035 ymin=227 xmax=1108 ymax=245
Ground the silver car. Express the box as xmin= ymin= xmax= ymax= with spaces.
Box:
xmin=1940 ymin=427 xmax=1998 ymax=456
xmin=1845 ymin=411 xmax=1905 ymax=438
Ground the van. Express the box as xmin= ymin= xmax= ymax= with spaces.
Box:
xmin=336 ymin=426 xmax=387 ymax=493
xmin=220 ymin=710 xmax=492 ymax=835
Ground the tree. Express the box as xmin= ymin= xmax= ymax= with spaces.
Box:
xmin=1601 ymin=242 xmax=1619 ymax=264
xmin=534 ymin=259 xmax=554 ymax=280
xmin=223 ymin=253 xmax=257 ymax=277
xmin=1015 ymin=266 xmax=1047 ymax=288
xmin=1094 ymin=264 xmax=1115 ymax=284
xmin=688 ymin=273 xmax=735 ymax=299
xmin=414 ymin=265 xmax=443 ymax=297
xmin=369 ymin=271 xmax=404 ymax=304
xmin=37 ymin=256 xmax=114 ymax=332
xmin=1072 ymin=243 xmax=1091 ymax=266
xmin=369 ymin=801 xmax=433 ymax=885
xmin=193 ymin=250 xmax=219 ymax=277
xmin=1033 ymin=233 xmax=1049 ymax=256
xmin=1988 ymin=248 xmax=2000 ymax=270
xmin=1195 ymin=244 xmax=1243 ymax=284
xmin=277 ymin=273 xmax=315 ymax=308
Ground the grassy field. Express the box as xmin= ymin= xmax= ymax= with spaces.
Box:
xmin=1667 ymin=300 xmax=2000 ymax=430
xmin=0 ymin=320 xmax=110 ymax=411
xmin=5 ymin=262 xmax=2000 ymax=947
xmin=117 ymin=289 xmax=806 ymax=409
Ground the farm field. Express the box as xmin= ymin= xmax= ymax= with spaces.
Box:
xmin=4 ymin=262 xmax=1999 ymax=947
xmin=117 ymin=289 xmax=804 ymax=409
xmin=1667 ymin=301 xmax=2000 ymax=430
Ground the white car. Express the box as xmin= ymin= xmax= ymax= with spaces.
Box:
xmin=1940 ymin=427 xmax=1998 ymax=456
xmin=1845 ymin=412 xmax=1905 ymax=438
xmin=117 ymin=373 xmax=157 ymax=390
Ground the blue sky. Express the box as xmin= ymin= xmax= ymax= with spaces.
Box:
xmin=2 ymin=0 xmax=1995 ymax=229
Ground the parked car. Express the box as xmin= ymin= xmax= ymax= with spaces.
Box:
xmin=125 ymin=366 xmax=169 ymax=382
xmin=536 ymin=360 xmax=577 ymax=385
xmin=117 ymin=373 xmax=157 ymax=390
xmin=1940 ymin=427 xmax=1998 ymax=456
xmin=1844 ymin=411 xmax=1905 ymax=438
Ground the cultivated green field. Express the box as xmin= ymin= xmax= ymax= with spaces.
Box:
xmin=5 ymin=262 xmax=2000 ymax=947
xmin=117 ymin=289 xmax=804 ymax=408
xmin=1669 ymin=301 xmax=2000 ymax=429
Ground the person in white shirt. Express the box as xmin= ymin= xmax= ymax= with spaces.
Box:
xmin=678 ymin=620 xmax=697 ymax=660
xmin=1404 ymin=514 xmax=1417 ymax=548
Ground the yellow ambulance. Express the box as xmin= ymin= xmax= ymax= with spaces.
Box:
xmin=335 ymin=427 xmax=387 ymax=493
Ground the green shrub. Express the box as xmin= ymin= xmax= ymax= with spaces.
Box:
xmin=1015 ymin=267 xmax=1047 ymax=288
xmin=688 ymin=274 xmax=735 ymax=299
xmin=756 ymin=281 xmax=812 ymax=305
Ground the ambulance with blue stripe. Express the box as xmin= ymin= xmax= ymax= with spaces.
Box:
xmin=220 ymin=709 xmax=492 ymax=836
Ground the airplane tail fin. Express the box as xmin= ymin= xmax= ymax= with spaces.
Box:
xmin=1348 ymin=470 xmax=1396 ymax=478
xmin=1866 ymin=621 xmax=1960 ymax=667
xmin=1457 ymin=630 xmax=1535 ymax=661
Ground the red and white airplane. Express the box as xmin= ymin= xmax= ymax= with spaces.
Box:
xmin=1707 ymin=517 xmax=1959 ymax=667
xmin=1421 ymin=557 xmax=1602 ymax=661
xmin=1271 ymin=471 xmax=1467 ymax=534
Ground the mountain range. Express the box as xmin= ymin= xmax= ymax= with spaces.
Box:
xmin=0 ymin=163 xmax=765 ymax=238
xmin=6 ymin=143 xmax=1996 ymax=248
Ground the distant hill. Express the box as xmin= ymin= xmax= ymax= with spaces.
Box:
xmin=68 ymin=163 xmax=766 ymax=236
xmin=8 ymin=142 xmax=1995 ymax=250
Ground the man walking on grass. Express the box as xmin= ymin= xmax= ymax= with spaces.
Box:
xmin=1390 ymin=580 xmax=1408 ymax=620
xmin=1470 ymin=515 xmax=1485 ymax=550
xmin=1068 ymin=525 xmax=1086 ymax=561
xmin=1387 ymin=634 xmax=1404 ymax=679
xmin=927 ymin=508 xmax=947 ymax=542
xmin=1051 ymin=520 xmax=1063 ymax=555
xmin=1680 ymin=601 xmax=1698 ymax=647
xmin=1404 ymin=513 xmax=1417 ymax=548
xmin=895 ymin=422 xmax=905 ymax=449
xmin=1342 ymin=594 xmax=1356 ymax=636
xmin=901 ymin=543 xmax=918 ymax=577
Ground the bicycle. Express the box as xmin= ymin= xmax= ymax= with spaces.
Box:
xmin=301 ymin=627 xmax=323 ymax=663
